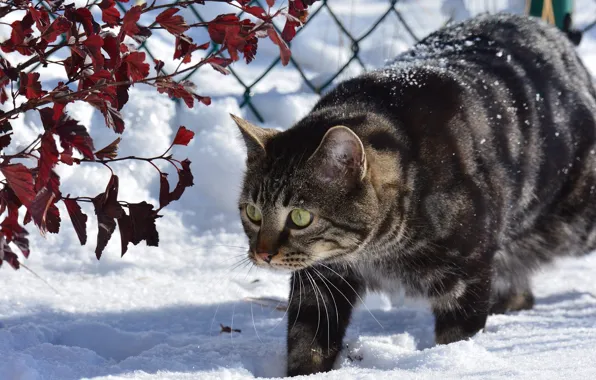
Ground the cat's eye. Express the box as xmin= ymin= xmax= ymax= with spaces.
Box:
xmin=245 ymin=204 xmax=262 ymax=223
xmin=289 ymin=208 xmax=313 ymax=228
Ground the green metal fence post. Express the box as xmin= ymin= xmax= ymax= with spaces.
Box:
xmin=528 ymin=0 xmax=573 ymax=30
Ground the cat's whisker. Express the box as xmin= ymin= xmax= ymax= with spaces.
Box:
xmin=306 ymin=270 xmax=331 ymax=355
xmin=320 ymin=263 xmax=384 ymax=329
xmin=312 ymin=267 xmax=339 ymax=327
xmin=304 ymin=271 xmax=322 ymax=348
xmin=267 ymin=272 xmax=296 ymax=333
xmin=290 ymin=271 xmax=304 ymax=333
xmin=251 ymin=301 xmax=262 ymax=343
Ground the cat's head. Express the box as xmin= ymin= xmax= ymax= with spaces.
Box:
xmin=232 ymin=114 xmax=383 ymax=271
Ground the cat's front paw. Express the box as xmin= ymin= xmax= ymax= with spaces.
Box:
xmin=287 ymin=346 xmax=338 ymax=377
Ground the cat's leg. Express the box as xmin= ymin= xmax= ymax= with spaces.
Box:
xmin=489 ymin=250 xmax=535 ymax=314
xmin=286 ymin=266 xmax=363 ymax=376
xmin=431 ymin=265 xmax=492 ymax=345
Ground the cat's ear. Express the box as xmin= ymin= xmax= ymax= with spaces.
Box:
xmin=308 ymin=126 xmax=367 ymax=185
xmin=230 ymin=114 xmax=278 ymax=162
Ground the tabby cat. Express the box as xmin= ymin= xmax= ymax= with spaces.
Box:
xmin=232 ymin=13 xmax=596 ymax=376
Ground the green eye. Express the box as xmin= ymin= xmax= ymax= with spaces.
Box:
xmin=289 ymin=208 xmax=313 ymax=228
xmin=246 ymin=204 xmax=262 ymax=223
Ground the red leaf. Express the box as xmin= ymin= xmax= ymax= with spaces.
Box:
xmin=92 ymin=194 xmax=116 ymax=260
xmin=194 ymin=94 xmax=211 ymax=105
xmin=170 ymin=158 xmax=194 ymax=201
xmin=156 ymin=8 xmax=189 ymax=36
xmin=68 ymin=7 xmax=98 ymax=36
xmin=154 ymin=59 xmax=164 ymax=72
xmin=1 ymin=164 xmax=36 ymax=207
xmin=0 ymin=134 xmax=11 ymax=150
xmin=94 ymin=137 xmax=121 ymax=160
xmin=123 ymin=51 xmax=149 ymax=81
xmin=102 ymin=34 xmax=121 ymax=70
xmin=99 ymin=0 xmax=120 ymax=27
xmin=63 ymin=198 xmax=88 ymax=245
xmin=173 ymin=35 xmax=206 ymax=64
xmin=92 ymin=175 xmax=124 ymax=259
xmin=53 ymin=102 xmax=67 ymax=121
xmin=128 ymin=202 xmax=159 ymax=246
xmin=37 ymin=133 xmax=59 ymax=191
xmin=206 ymin=56 xmax=233 ymax=75
xmin=55 ymin=115 xmax=95 ymax=160
xmin=2 ymin=12 xmax=34 ymax=55
xmin=83 ymin=34 xmax=105 ymax=70
xmin=88 ymin=97 xmax=125 ymax=133
xmin=30 ymin=6 xmax=50 ymax=32
xmin=244 ymin=6 xmax=267 ymax=19
xmin=207 ymin=14 xmax=239 ymax=44
xmin=281 ymin=0 xmax=313 ymax=42
xmin=159 ymin=173 xmax=170 ymax=209
xmin=30 ymin=185 xmax=61 ymax=235
xmin=41 ymin=16 xmax=71 ymax=43
xmin=266 ymin=0 xmax=275 ymax=7
xmin=173 ymin=126 xmax=195 ymax=146
xmin=118 ymin=213 xmax=132 ymax=256
xmin=120 ymin=5 xmax=143 ymax=40
xmin=19 ymin=72 xmax=45 ymax=100
xmin=0 ymin=235 xmax=20 ymax=270
xmin=156 ymin=78 xmax=195 ymax=108
xmin=267 ymin=28 xmax=291 ymax=66
xmin=102 ymin=175 xmax=124 ymax=219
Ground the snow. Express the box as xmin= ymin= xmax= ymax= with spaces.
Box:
xmin=2 ymin=1 xmax=596 ymax=379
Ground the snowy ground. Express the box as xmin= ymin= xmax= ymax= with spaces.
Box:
xmin=2 ymin=1 xmax=596 ymax=379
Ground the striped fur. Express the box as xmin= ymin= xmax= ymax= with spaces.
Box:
xmin=234 ymin=13 xmax=596 ymax=376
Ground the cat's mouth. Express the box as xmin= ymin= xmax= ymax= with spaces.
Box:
xmin=250 ymin=249 xmax=348 ymax=271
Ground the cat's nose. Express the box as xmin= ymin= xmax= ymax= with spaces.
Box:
xmin=256 ymin=251 xmax=277 ymax=263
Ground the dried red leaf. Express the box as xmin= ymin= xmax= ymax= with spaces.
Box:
xmin=173 ymin=126 xmax=195 ymax=146
xmin=266 ymin=0 xmax=275 ymax=7
xmin=92 ymin=194 xmax=116 ymax=260
xmin=170 ymin=159 xmax=194 ymax=201
xmin=156 ymin=8 xmax=189 ymax=36
xmin=1 ymin=164 xmax=36 ymax=207
xmin=128 ymin=202 xmax=159 ymax=246
xmin=63 ymin=198 xmax=88 ymax=245
xmin=123 ymin=51 xmax=149 ymax=81
xmin=267 ymin=28 xmax=291 ymax=66
xmin=94 ymin=137 xmax=121 ymax=160
xmin=92 ymin=175 xmax=124 ymax=259
xmin=102 ymin=175 xmax=124 ymax=219
xmin=118 ymin=213 xmax=132 ymax=256
xmin=159 ymin=173 xmax=170 ymax=209
xmin=194 ymin=94 xmax=211 ymax=105
xmin=207 ymin=14 xmax=239 ymax=44
xmin=19 ymin=72 xmax=45 ymax=100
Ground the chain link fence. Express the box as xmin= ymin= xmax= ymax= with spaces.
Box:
xmin=21 ymin=1 xmax=596 ymax=123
